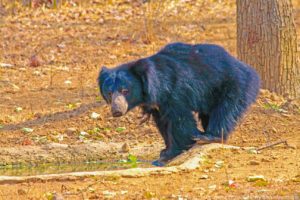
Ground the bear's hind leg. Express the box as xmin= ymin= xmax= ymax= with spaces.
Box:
xmin=195 ymin=97 xmax=246 ymax=142
xmin=199 ymin=113 xmax=209 ymax=131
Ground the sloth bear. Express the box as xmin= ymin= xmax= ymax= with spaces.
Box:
xmin=98 ymin=42 xmax=260 ymax=166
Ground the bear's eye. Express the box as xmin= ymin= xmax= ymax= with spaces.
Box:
xmin=121 ymin=89 xmax=129 ymax=96
xmin=108 ymin=92 xmax=112 ymax=98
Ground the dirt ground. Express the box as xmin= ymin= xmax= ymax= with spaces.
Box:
xmin=0 ymin=0 xmax=299 ymax=199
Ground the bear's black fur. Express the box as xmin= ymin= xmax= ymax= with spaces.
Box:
xmin=98 ymin=42 xmax=260 ymax=166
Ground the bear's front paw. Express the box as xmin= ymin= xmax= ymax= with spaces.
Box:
xmin=152 ymin=148 xmax=183 ymax=167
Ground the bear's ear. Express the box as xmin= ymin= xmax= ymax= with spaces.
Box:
xmin=98 ymin=66 xmax=110 ymax=95
xmin=128 ymin=59 xmax=160 ymax=103
xmin=128 ymin=60 xmax=148 ymax=78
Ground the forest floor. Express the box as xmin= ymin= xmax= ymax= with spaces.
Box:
xmin=0 ymin=0 xmax=299 ymax=199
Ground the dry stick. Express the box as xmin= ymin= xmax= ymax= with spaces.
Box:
xmin=11 ymin=0 xmax=15 ymax=15
xmin=221 ymin=129 xmax=229 ymax=182
xmin=140 ymin=0 xmax=150 ymax=42
xmin=153 ymin=0 xmax=164 ymax=27
xmin=256 ymin=139 xmax=288 ymax=151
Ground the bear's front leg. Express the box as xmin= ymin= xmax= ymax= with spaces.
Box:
xmin=152 ymin=111 xmax=198 ymax=166
xmin=151 ymin=109 xmax=173 ymax=163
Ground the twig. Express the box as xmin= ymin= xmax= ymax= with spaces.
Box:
xmin=256 ymin=140 xmax=288 ymax=151
xmin=153 ymin=0 xmax=164 ymax=26
xmin=221 ymin=129 xmax=229 ymax=181
xmin=262 ymin=98 xmax=299 ymax=115
xmin=139 ymin=113 xmax=151 ymax=125
xmin=261 ymin=119 xmax=271 ymax=144
xmin=140 ymin=0 xmax=150 ymax=42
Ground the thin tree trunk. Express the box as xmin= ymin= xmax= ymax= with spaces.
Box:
xmin=237 ymin=0 xmax=298 ymax=98
xmin=11 ymin=0 xmax=15 ymax=15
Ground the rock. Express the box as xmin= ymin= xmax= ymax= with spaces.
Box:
xmin=17 ymin=188 xmax=26 ymax=195
xmin=246 ymin=175 xmax=265 ymax=182
xmin=122 ymin=143 xmax=130 ymax=153
xmin=261 ymin=158 xmax=271 ymax=162
xmin=288 ymin=145 xmax=296 ymax=149
xmin=228 ymin=163 xmax=234 ymax=168
xmin=200 ymin=174 xmax=209 ymax=179
xmin=51 ymin=193 xmax=64 ymax=200
xmin=34 ymin=113 xmax=42 ymax=119
xmin=66 ymin=128 xmax=76 ymax=135
xmin=249 ymin=160 xmax=260 ymax=165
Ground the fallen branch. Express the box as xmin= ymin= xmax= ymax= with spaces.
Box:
xmin=256 ymin=140 xmax=288 ymax=151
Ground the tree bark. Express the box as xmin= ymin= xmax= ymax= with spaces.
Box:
xmin=237 ymin=0 xmax=298 ymax=98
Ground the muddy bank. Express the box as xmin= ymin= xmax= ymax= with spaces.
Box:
xmin=0 ymin=143 xmax=241 ymax=184
xmin=0 ymin=142 xmax=164 ymax=166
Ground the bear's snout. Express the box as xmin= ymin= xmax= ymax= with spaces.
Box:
xmin=111 ymin=92 xmax=128 ymax=117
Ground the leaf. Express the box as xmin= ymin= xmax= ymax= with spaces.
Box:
xmin=22 ymin=140 xmax=34 ymax=145
xmin=248 ymin=150 xmax=258 ymax=154
xmin=5 ymin=165 xmax=12 ymax=169
xmin=119 ymin=159 xmax=130 ymax=164
xmin=0 ymin=63 xmax=13 ymax=67
xmin=143 ymin=191 xmax=156 ymax=198
xmin=43 ymin=192 xmax=53 ymax=200
xmin=93 ymin=127 xmax=103 ymax=132
xmin=130 ymin=162 xmax=138 ymax=168
xmin=102 ymin=190 xmax=116 ymax=197
xmin=229 ymin=180 xmax=238 ymax=188
xmin=64 ymin=80 xmax=72 ymax=84
xmin=263 ymin=104 xmax=279 ymax=110
xmin=21 ymin=128 xmax=33 ymax=133
xmin=292 ymin=177 xmax=300 ymax=182
xmin=116 ymin=127 xmax=126 ymax=132
xmin=83 ymin=139 xmax=92 ymax=143
xmin=14 ymin=107 xmax=23 ymax=112
xmin=208 ymin=185 xmax=216 ymax=190
xmin=254 ymin=180 xmax=268 ymax=187
xmin=128 ymin=154 xmax=137 ymax=162
xmin=0 ymin=125 xmax=3 ymax=129
xmin=55 ymin=135 xmax=64 ymax=142
xmin=53 ymin=101 xmax=63 ymax=105
xmin=8 ymin=83 xmax=19 ymax=90
xmin=257 ymin=189 xmax=270 ymax=194
xmin=67 ymin=104 xmax=77 ymax=109
xmin=215 ymin=160 xmax=224 ymax=168
xmin=91 ymin=112 xmax=100 ymax=119
xmin=246 ymin=175 xmax=265 ymax=182
xmin=200 ymin=175 xmax=209 ymax=179
xmin=80 ymin=131 xmax=88 ymax=136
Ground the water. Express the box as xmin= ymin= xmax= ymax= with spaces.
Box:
xmin=0 ymin=160 xmax=153 ymax=176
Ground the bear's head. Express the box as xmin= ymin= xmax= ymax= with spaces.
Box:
xmin=98 ymin=66 xmax=144 ymax=117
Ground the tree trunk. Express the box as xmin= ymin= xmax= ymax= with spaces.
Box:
xmin=236 ymin=0 xmax=299 ymax=98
